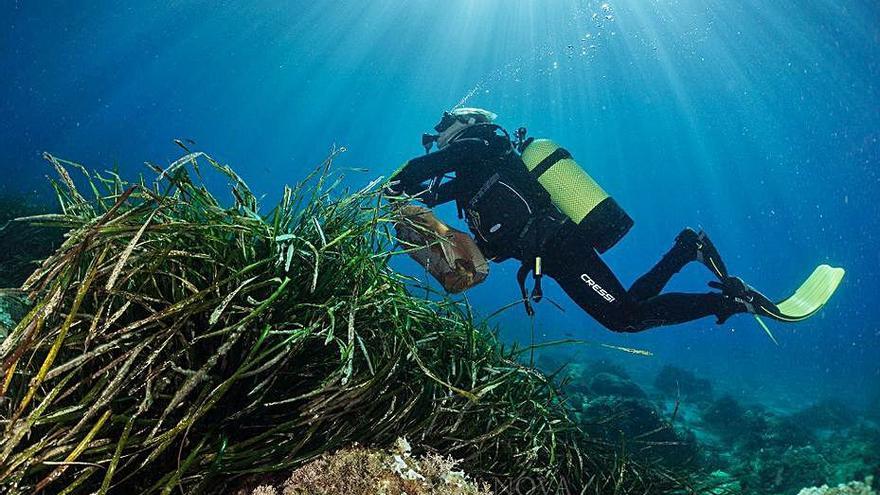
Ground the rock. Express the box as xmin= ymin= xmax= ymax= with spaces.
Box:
xmin=701 ymin=396 xmax=816 ymax=450
xmin=826 ymin=423 xmax=880 ymax=485
xmin=579 ymin=395 xmax=660 ymax=439
xmin=704 ymin=470 xmax=743 ymax=495
xmin=736 ymin=445 xmax=831 ymax=495
xmin=792 ymin=399 xmax=856 ymax=430
xmin=701 ymin=395 xmax=746 ymax=438
xmin=869 ymin=387 xmax=880 ymax=421
xmin=736 ymin=408 xmax=815 ymax=451
xmin=579 ymin=396 xmax=700 ymax=468
xmin=559 ymin=360 xmax=635 ymax=398
xmin=588 ymin=372 xmax=646 ymax=398
xmin=716 ymin=404 xmax=880 ymax=495
xmin=654 ymin=365 xmax=713 ymax=402
xmin=535 ymin=352 xmax=566 ymax=372
xmin=585 ymin=358 xmax=631 ymax=380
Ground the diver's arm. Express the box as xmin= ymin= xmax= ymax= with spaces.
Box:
xmin=387 ymin=138 xmax=491 ymax=207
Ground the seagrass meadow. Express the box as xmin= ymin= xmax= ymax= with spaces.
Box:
xmin=0 ymin=151 xmax=692 ymax=494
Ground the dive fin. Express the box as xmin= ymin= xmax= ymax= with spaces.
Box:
xmin=754 ymin=315 xmax=779 ymax=346
xmin=755 ymin=264 xmax=845 ymax=322
xmin=711 ymin=264 xmax=844 ymax=335
xmin=765 ymin=264 xmax=845 ymax=321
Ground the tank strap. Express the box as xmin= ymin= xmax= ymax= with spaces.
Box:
xmin=529 ymin=148 xmax=572 ymax=179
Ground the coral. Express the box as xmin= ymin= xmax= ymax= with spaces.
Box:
xmin=797 ymin=477 xmax=876 ymax=495
xmin=588 ymin=372 xmax=646 ymax=398
xmin=654 ymin=365 xmax=713 ymax=402
xmin=235 ymin=440 xmax=491 ymax=495
xmin=792 ymin=399 xmax=856 ymax=430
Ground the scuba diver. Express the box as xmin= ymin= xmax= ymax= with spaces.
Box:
xmin=386 ymin=108 xmax=844 ymax=333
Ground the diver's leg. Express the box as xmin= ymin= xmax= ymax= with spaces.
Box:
xmin=628 ymin=229 xmax=698 ymax=301
xmin=630 ymin=292 xmax=733 ymax=331
xmin=542 ymin=245 xmax=636 ymax=330
xmin=628 ymin=228 xmax=728 ymax=300
xmin=543 ymin=235 xmax=740 ymax=333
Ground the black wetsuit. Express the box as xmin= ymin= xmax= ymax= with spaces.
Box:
xmin=390 ymin=124 xmax=734 ymax=332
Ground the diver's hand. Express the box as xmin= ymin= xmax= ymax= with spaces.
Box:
xmin=383 ymin=180 xmax=409 ymax=213
xmin=383 ymin=179 xmax=403 ymax=198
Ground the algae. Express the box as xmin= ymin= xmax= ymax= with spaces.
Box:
xmin=234 ymin=439 xmax=491 ymax=495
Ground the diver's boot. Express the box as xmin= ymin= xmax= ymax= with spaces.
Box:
xmin=710 ymin=276 xmax=779 ymax=324
xmin=676 ymin=228 xmax=728 ymax=279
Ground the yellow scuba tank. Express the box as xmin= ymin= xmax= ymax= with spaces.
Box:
xmin=520 ymin=138 xmax=633 ymax=253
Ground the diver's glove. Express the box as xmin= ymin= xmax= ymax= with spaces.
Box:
xmin=383 ymin=179 xmax=403 ymax=199
xmin=383 ymin=180 xmax=411 ymax=213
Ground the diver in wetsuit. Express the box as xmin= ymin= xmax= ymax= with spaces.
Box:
xmin=387 ymin=108 xmax=772 ymax=333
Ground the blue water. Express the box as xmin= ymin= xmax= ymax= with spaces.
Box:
xmin=2 ymin=0 xmax=878 ymax=414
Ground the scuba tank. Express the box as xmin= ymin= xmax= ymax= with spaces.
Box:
xmin=516 ymin=131 xmax=633 ymax=253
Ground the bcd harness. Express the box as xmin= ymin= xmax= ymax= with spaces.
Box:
xmin=515 ymin=218 xmax=545 ymax=317
xmin=513 ymin=140 xmax=574 ymax=316
xmin=426 ymin=124 xmax=630 ymax=315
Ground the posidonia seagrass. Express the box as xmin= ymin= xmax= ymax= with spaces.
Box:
xmin=0 ymin=150 xmax=693 ymax=494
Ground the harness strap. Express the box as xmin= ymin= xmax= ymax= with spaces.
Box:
xmin=529 ymin=148 xmax=571 ymax=179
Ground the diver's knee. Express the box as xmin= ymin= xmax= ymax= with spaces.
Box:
xmin=604 ymin=319 xmax=649 ymax=333
xmin=603 ymin=319 xmax=633 ymax=333
xmin=600 ymin=301 xmax=648 ymax=333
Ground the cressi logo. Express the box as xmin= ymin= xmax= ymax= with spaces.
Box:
xmin=580 ymin=273 xmax=616 ymax=303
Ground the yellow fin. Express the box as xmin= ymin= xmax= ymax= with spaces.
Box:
xmin=774 ymin=264 xmax=845 ymax=320
xmin=754 ymin=315 xmax=779 ymax=346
